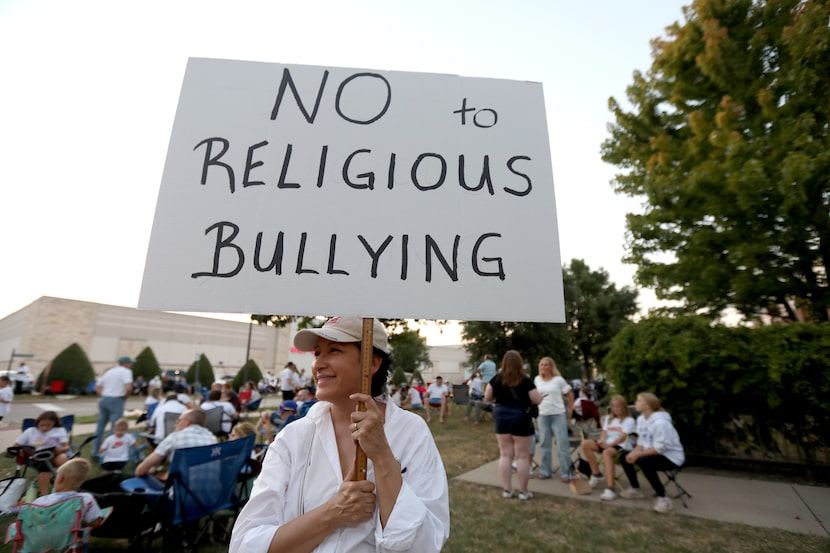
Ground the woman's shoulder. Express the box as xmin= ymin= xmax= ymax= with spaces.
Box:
xmin=388 ymin=402 xmax=429 ymax=430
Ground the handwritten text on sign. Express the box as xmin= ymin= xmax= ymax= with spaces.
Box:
xmin=139 ymin=58 xmax=564 ymax=322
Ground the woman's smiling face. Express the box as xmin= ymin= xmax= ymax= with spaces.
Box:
xmin=312 ymin=338 xmax=362 ymax=402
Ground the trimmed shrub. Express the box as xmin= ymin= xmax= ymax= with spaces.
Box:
xmin=234 ymin=359 xmax=263 ymax=391
xmin=186 ymin=354 xmax=215 ymax=389
xmin=36 ymin=343 xmax=95 ymax=395
xmin=133 ymin=347 xmax=162 ymax=380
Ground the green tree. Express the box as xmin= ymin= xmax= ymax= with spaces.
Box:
xmin=36 ymin=343 xmax=95 ymax=395
xmin=564 ymin=259 xmax=638 ymax=379
xmin=460 ymin=260 xmax=634 ymax=380
xmin=236 ymin=359 xmax=263 ymax=390
xmin=186 ymin=353 xmax=215 ymax=389
xmin=133 ymin=347 xmax=162 ymax=381
xmin=391 ymin=365 xmax=407 ymax=387
xmin=388 ymin=329 xmax=432 ymax=375
xmin=461 ymin=321 xmax=574 ymax=379
xmin=601 ymin=0 xmax=830 ymax=322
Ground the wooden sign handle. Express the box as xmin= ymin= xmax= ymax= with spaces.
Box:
xmin=353 ymin=317 xmax=374 ymax=480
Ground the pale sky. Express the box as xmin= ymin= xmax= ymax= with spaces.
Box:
xmin=0 ymin=0 xmax=688 ymax=345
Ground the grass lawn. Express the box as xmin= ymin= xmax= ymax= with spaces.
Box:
xmin=0 ymin=405 xmax=827 ymax=552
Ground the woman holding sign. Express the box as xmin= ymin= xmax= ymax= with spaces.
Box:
xmin=230 ymin=317 xmax=449 ymax=553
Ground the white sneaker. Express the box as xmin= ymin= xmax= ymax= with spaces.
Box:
xmin=502 ymin=489 xmax=515 ymax=499
xmin=518 ymin=491 xmax=533 ymax=501
xmin=589 ymin=474 xmax=604 ymax=488
xmin=620 ymin=487 xmax=645 ymax=499
xmin=654 ymin=497 xmax=673 ymax=513
xmin=599 ymin=488 xmax=617 ymax=501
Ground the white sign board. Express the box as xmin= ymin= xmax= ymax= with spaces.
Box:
xmin=139 ymin=58 xmax=564 ymax=322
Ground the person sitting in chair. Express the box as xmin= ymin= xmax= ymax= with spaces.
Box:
xmin=579 ymin=395 xmax=635 ymax=500
xmin=425 ymin=376 xmax=450 ymax=423
xmin=135 ymin=409 xmax=217 ymax=479
xmin=12 ymin=410 xmax=70 ymax=496
xmin=618 ymin=392 xmax=685 ymax=513
xmin=29 ymin=458 xmax=105 ymax=529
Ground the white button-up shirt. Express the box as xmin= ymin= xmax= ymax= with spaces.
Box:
xmin=231 ymin=400 xmax=449 ymax=553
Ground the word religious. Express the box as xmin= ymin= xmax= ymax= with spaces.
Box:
xmin=194 ymin=69 xmax=534 ymax=197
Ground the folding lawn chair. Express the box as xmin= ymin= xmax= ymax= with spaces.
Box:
xmin=0 ymin=477 xmax=29 ymax=515
xmin=129 ymin=434 xmax=256 ymax=551
xmin=203 ymin=407 xmax=228 ymax=440
xmin=164 ymin=411 xmax=180 ymax=438
xmin=18 ymin=416 xmax=96 ymax=463
xmin=452 ymin=385 xmax=468 ymax=406
xmin=60 ymin=416 xmax=97 ymax=460
xmin=4 ymin=495 xmax=112 ymax=553
xmin=244 ymin=398 xmax=262 ymax=412
xmin=660 ymin=465 xmax=692 ymax=508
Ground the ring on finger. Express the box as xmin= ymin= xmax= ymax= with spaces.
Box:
xmin=352 ymin=422 xmax=359 ymax=432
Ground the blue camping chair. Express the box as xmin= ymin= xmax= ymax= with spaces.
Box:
xmin=123 ymin=435 xmax=255 ymax=550
xmin=10 ymin=416 xmax=95 ymax=480
xmin=244 ymin=397 xmax=262 ymax=412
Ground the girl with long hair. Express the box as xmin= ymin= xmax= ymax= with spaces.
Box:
xmin=484 ymin=350 xmax=541 ymax=500
xmin=534 ymin=356 xmax=575 ymax=482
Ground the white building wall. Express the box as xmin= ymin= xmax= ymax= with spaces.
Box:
xmin=0 ymin=296 xmax=288 ymax=380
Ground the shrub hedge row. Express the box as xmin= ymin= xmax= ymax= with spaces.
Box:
xmin=604 ymin=317 xmax=830 ymax=466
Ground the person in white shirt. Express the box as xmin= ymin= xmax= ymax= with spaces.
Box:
xmin=174 ymin=382 xmax=195 ymax=409
xmin=148 ymin=392 xmax=188 ymax=445
xmin=265 ymin=372 xmax=278 ymax=393
xmin=30 ymin=458 xmax=105 ymax=529
xmin=231 ymin=316 xmax=449 ymax=553
xmin=147 ymin=374 xmax=162 ymax=395
xmin=0 ymin=376 xmax=13 ymax=422
xmin=468 ymin=372 xmax=483 ymax=401
xmin=463 ymin=372 xmax=489 ymax=423
xmin=618 ymin=392 xmax=686 ymax=513
xmin=279 ymin=362 xmax=301 ymax=401
xmin=580 ymin=395 xmax=636 ymax=499
xmin=201 ymin=389 xmax=238 ymax=434
xmin=534 ymin=356 xmax=574 ymax=481
xmin=408 ymin=380 xmax=423 ymax=410
xmin=13 ymin=411 xmax=70 ymax=496
xmin=92 ymin=356 xmax=134 ymax=456
xmin=425 ymin=376 xmax=450 ymax=423
xmin=98 ymin=418 xmax=137 ymax=472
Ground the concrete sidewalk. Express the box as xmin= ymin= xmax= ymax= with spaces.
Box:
xmin=456 ymin=460 xmax=830 ymax=538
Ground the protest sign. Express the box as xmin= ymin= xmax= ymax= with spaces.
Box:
xmin=139 ymin=58 xmax=564 ymax=322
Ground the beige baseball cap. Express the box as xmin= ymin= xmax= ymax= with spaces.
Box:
xmin=293 ymin=317 xmax=389 ymax=354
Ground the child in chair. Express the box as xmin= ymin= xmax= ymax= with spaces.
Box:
xmin=31 ymin=458 xmax=104 ymax=529
xmin=98 ymin=418 xmax=137 ymax=472
xmin=13 ymin=410 xmax=70 ymax=496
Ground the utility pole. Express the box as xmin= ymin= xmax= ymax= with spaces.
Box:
xmin=243 ymin=318 xmax=253 ymax=385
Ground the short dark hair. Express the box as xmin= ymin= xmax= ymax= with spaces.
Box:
xmin=371 ymin=348 xmax=392 ymax=397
